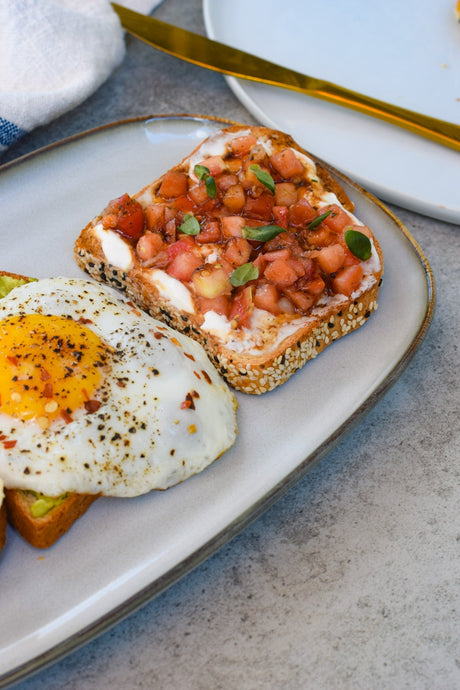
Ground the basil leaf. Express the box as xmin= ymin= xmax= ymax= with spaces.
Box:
xmin=230 ymin=262 xmax=259 ymax=287
xmin=249 ymin=164 xmax=275 ymax=193
xmin=242 ymin=224 xmax=286 ymax=242
xmin=179 ymin=213 xmax=200 ymax=236
xmin=194 ymin=164 xmax=216 ymax=199
xmin=205 ymin=175 xmax=216 ymax=199
xmin=307 ymin=209 xmax=332 ymax=230
xmin=194 ymin=164 xmax=210 ymax=180
xmin=344 ymin=228 xmax=372 ymax=261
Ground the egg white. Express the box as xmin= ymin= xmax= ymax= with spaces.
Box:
xmin=0 ymin=278 xmax=238 ymax=497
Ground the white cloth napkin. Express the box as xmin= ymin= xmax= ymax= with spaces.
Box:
xmin=0 ymin=0 xmax=161 ymax=155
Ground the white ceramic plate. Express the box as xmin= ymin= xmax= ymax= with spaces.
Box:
xmin=0 ymin=116 xmax=433 ymax=687
xmin=203 ymin=0 xmax=460 ymax=224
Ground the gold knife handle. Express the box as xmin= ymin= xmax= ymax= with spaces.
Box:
xmin=112 ymin=3 xmax=460 ymax=153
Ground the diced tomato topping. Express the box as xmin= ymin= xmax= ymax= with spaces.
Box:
xmin=307 ymin=226 xmax=336 ymax=247
xmin=216 ymin=173 xmax=239 ymax=192
xmin=264 ymin=258 xmax=299 ymax=287
xmin=103 ymin=193 xmax=145 ymax=240
xmin=145 ymin=203 xmax=165 ymax=231
xmin=197 ymin=295 xmax=230 ymax=317
xmin=136 ymin=232 xmax=165 ymax=261
xmin=270 ymin=149 xmax=304 ymax=178
xmin=164 ymin=218 xmax=176 ymax=244
xmin=284 ymin=289 xmax=315 ymax=312
xmin=195 ymin=220 xmax=221 ymax=244
xmin=199 ymin=156 xmax=225 ymax=176
xmin=167 ymin=252 xmax=202 ymax=282
xmin=253 ymin=283 xmax=281 ymax=315
xmin=288 ymin=197 xmax=317 ymax=226
xmin=317 ymin=243 xmax=346 ymax=274
xmin=167 ymin=235 xmax=195 ymax=259
xmin=272 ymin=205 xmax=288 ymax=229
xmin=224 ymin=237 xmax=252 ymax=266
xmin=223 ymin=184 xmax=246 ymax=213
xmin=262 ymin=248 xmax=291 ymax=262
xmin=189 ymin=182 xmax=211 ymax=206
xmin=172 ymin=195 xmax=195 ymax=213
xmin=243 ymin=193 xmax=275 ymax=221
xmin=322 ymin=204 xmax=352 ymax=233
xmin=159 ymin=171 xmax=188 ymax=199
xmin=221 ymin=215 xmax=245 ymax=238
xmin=275 ymin=182 xmax=298 ymax=207
xmin=304 ymin=276 xmax=326 ymax=295
xmin=192 ymin=266 xmax=232 ymax=298
xmin=228 ymin=135 xmax=258 ymax=157
xmin=229 ymin=286 xmax=254 ymax=327
xmin=332 ymin=264 xmax=364 ymax=296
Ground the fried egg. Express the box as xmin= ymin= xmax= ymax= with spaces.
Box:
xmin=0 ymin=277 xmax=237 ymax=497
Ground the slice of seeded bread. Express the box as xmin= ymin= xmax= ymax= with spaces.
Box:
xmin=74 ymin=125 xmax=383 ymax=394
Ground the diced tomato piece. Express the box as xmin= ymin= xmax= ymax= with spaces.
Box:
xmin=103 ymin=193 xmax=145 ymax=240
xmin=272 ymin=205 xmax=288 ymax=229
xmin=283 ymin=288 xmax=315 ymax=313
xmin=253 ymin=283 xmax=281 ymax=315
xmin=228 ymin=135 xmax=258 ymax=157
xmin=221 ymin=215 xmax=245 ymax=238
xmin=226 ymin=158 xmax=243 ymax=174
xmin=199 ymin=156 xmax=225 ymax=176
xmin=332 ymin=264 xmax=364 ymax=296
xmin=275 ymin=182 xmax=298 ymax=207
xmin=224 ymin=237 xmax=252 ymax=266
xmin=243 ymin=193 xmax=274 ymax=221
xmin=229 ymin=286 xmax=254 ymax=328
xmin=216 ymin=173 xmax=239 ymax=192
xmin=192 ymin=266 xmax=232 ymax=298
xmin=173 ymin=195 xmax=195 ymax=214
xmin=287 ymin=257 xmax=306 ymax=278
xmin=189 ymin=182 xmax=211 ymax=206
xmin=322 ymin=204 xmax=353 ymax=233
xmin=317 ymin=244 xmax=346 ymax=274
xmin=164 ymin=218 xmax=176 ymax=243
xmin=195 ymin=220 xmax=221 ymax=245
xmin=159 ymin=171 xmax=188 ymax=199
xmin=269 ymin=149 xmax=304 ymax=179
xmin=263 ymin=248 xmax=291 ymax=262
xmin=197 ymin=295 xmax=230 ymax=317
xmin=264 ymin=258 xmax=299 ymax=287
xmin=306 ymin=226 xmax=336 ymax=247
xmin=136 ymin=232 xmax=165 ymax=261
xmin=167 ymin=235 xmax=195 ymax=259
xmin=304 ymin=276 xmax=326 ymax=295
xmin=288 ymin=197 xmax=317 ymax=227
xmin=223 ymin=184 xmax=246 ymax=213
xmin=145 ymin=203 xmax=165 ymax=231
xmin=167 ymin=252 xmax=202 ymax=282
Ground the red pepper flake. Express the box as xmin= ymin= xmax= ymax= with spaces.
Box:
xmin=84 ymin=399 xmax=102 ymax=413
xmin=154 ymin=331 xmax=165 ymax=340
xmin=3 ymin=440 xmax=17 ymax=449
xmin=7 ymin=355 xmax=18 ymax=366
xmin=184 ymin=352 xmax=195 ymax=361
xmin=60 ymin=409 xmax=73 ymax=424
xmin=43 ymin=382 xmax=53 ymax=398
xmin=170 ymin=336 xmax=182 ymax=347
xmin=78 ymin=317 xmax=93 ymax=324
xmin=201 ymin=370 xmax=212 ymax=384
xmin=40 ymin=367 xmax=51 ymax=381
xmin=126 ymin=301 xmax=141 ymax=316
xmin=0 ymin=434 xmax=6 ymax=441
xmin=193 ymin=371 xmax=201 ymax=380
xmin=180 ymin=392 xmax=196 ymax=410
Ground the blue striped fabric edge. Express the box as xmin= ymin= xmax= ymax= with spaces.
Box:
xmin=0 ymin=117 xmax=27 ymax=149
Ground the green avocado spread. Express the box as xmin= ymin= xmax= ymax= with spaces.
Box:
xmin=27 ymin=492 xmax=69 ymax=518
xmin=0 ymin=275 xmax=36 ymax=298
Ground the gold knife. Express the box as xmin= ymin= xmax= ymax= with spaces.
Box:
xmin=112 ymin=3 xmax=460 ymax=153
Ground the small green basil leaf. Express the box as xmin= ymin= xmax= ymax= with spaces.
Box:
xmin=230 ymin=262 xmax=259 ymax=287
xmin=205 ymin=175 xmax=216 ymax=199
xmin=179 ymin=213 xmax=200 ymax=236
xmin=194 ymin=164 xmax=210 ymax=180
xmin=344 ymin=228 xmax=372 ymax=261
xmin=307 ymin=209 xmax=332 ymax=230
xmin=249 ymin=164 xmax=275 ymax=193
xmin=242 ymin=224 xmax=286 ymax=242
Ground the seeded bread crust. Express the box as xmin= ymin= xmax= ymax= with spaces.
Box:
xmin=4 ymin=489 xmax=98 ymax=549
xmin=0 ymin=270 xmax=99 ymax=548
xmin=74 ymin=125 xmax=383 ymax=394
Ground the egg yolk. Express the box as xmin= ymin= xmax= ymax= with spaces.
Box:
xmin=0 ymin=313 xmax=110 ymax=426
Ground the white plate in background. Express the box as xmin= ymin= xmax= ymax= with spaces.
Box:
xmin=204 ymin=0 xmax=460 ymax=224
